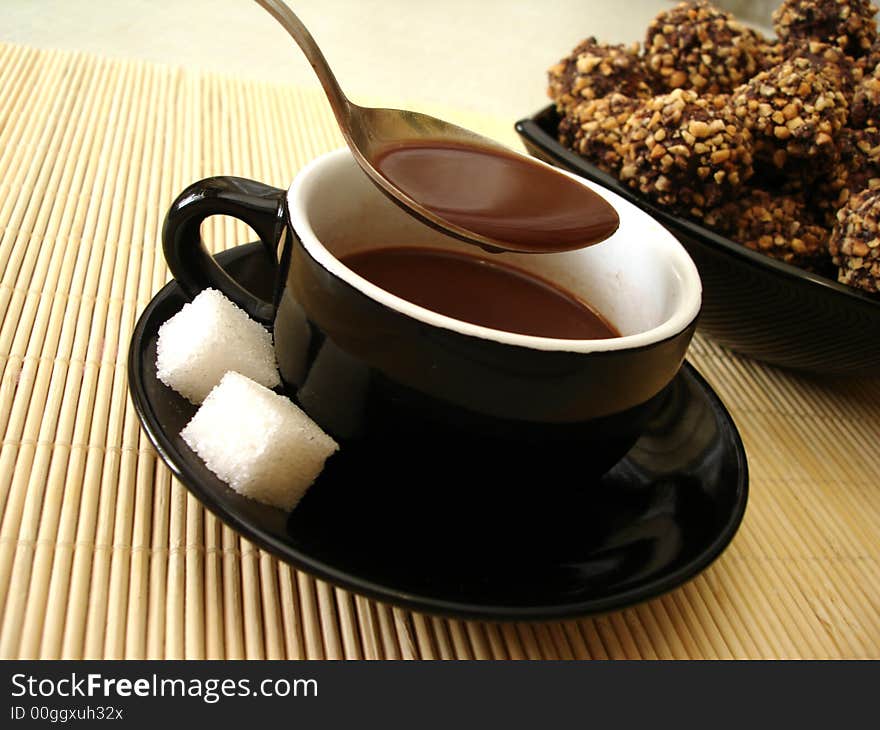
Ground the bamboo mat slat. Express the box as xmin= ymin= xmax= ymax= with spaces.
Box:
xmin=0 ymin=42 xmax=878 ymax=660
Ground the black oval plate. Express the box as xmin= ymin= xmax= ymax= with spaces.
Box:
xmin=516 ymin=106 xmax=880 ymax=377
xmin=129 ymin=242 xmax=749 ymax=621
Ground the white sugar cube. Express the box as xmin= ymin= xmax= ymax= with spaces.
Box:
xmin=181 ymin=371 xmax=339 ymax=511
xmin=156 ymin=288 xmax=280 ymax=403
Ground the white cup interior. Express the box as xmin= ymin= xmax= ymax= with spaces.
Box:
xmin=287 ymin=148 xmax=701 ymax=353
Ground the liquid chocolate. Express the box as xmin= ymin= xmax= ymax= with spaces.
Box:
xmin=342 ymin=247 xmax=619 ymax=339
xmin=372 ymin=140 xmax=620 ymax=252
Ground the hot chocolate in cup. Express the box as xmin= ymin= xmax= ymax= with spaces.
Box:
xmin=163 ymin=147 xmax=702 ymax=481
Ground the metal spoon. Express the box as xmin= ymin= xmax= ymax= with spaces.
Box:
xmin=254 ymin=0 xmax=618 ymax=254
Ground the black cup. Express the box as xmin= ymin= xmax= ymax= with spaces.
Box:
xmin=163 ymin=148 xmax=701 ymax=481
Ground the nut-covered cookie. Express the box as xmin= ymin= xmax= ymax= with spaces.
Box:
xmin=773 ymin=0 xmax=878 ymax=59
xmin=851 ymin=60 xmax=880 ymax=125
xmin=619 ymin=88 xmax=753 ymax=217
xmin=812 ymin=126 xmax=880 ymax=224
xmin=711 ymin=188 xmax=830 ymax=267
xmin=558 ymin=94 xmax=643 ymax=173
xmin=829 ymin=185 xmax=880 ymax=291
xmin=644 ymin=0 xmax=766 ymax=94
xmin=857 ymin=38 xmax=880 ymax=75
xmin=843 ymin=124 xmax=880 ymax=181
xmin=758 ymin=40 xmax=787 ymax=70
xmin=548 ymin=37 xmax=651 ymax=113
xmin=731 ymin=55 xmax=848 ymax=178
xmin=784 ymin=40 xmax=862 ymax=99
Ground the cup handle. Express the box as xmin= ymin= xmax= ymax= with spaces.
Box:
xmin=162 ymin=176 xmax=286 ymax=325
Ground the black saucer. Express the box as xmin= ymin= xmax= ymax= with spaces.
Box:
xmin=129 ymin=242 xmax=749 ymax=621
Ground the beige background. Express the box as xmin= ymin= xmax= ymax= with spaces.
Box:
xmin=0 ymin=0 xmax=771 ymax=120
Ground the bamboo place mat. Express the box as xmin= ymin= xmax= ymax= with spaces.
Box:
xmin=0 ymin=42 xmax=879 ymax=660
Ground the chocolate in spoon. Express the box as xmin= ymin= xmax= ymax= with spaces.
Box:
xmin=255 ymin=0 xmax=619 ymax=253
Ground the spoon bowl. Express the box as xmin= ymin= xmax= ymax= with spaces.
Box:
xmin=341 ymin=104 xmax=523 ymax=250
xmin=255 ymin=0 xmax=619 ymax=254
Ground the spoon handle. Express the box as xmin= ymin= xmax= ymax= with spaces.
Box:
xmin=254 ymin=0 xmax=352 ymax=125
